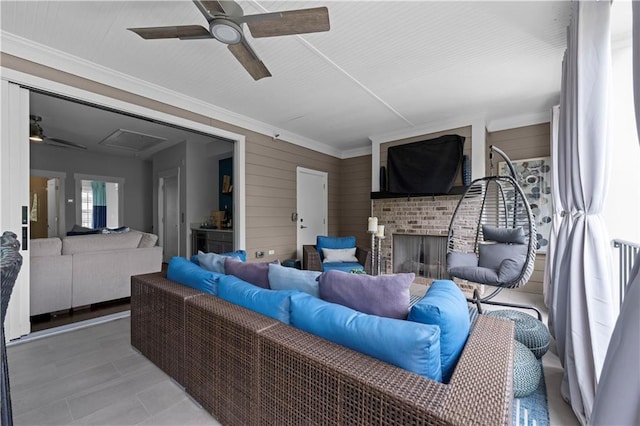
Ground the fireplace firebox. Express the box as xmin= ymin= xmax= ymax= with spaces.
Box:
xmin=393 ymin=234 xmax=449 ymax=279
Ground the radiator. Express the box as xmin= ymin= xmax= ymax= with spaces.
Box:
xmin=612 ymin=239 xmax=640 ymax=307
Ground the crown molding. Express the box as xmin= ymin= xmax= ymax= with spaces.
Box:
xmin=0 ymin=31 xmax=344 ymax=159
xmin=340 ymin=145 xmax=372 ymax=159
xmin=486 ymin=111 xmax=551 ymax=132
xmin=369 ymin=115 xmax=486 ymax=145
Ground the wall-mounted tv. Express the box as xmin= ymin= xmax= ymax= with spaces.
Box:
xmin=387 ymin=134 xmax=465 ymax=195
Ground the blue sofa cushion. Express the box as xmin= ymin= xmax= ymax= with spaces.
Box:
xmin=322 ymin=262 xmax=364 ymax=273
xmin=167 ymin=256 xmax=221 ymax=295
xmin=190 ymin=249 xmax=246 ymax=266
xmin=319 ymin=270 xmax=413 ymax=319
xmin=316 ymin=235 xmax=356 ymax=261
xmin=290 ymin=293 xmax=442 ymax=381
xmin=408 ymin=280 xmax=470 ymax=382
xmin=268 ymin=263 xmax=320 ymax=297
xmin=217 ymin=275 xmax=297 ymax=324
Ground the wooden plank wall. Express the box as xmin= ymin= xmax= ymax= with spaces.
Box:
xmin=245 ymin=136 xmax=341 ymax=263
xmin=338 ymin=155 xmax=372 ymax=249
xmin=487 ymin=122 xmax=551 ymax=294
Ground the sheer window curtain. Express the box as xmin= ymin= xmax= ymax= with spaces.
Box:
xmin=590 ymin=3 xmax=640 ymax=425
xmin=548 ymin=3 xmax=616 ymax=424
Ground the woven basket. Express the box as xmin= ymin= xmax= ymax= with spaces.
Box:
xmin=487 ymin=309 xmax=550 ymax=358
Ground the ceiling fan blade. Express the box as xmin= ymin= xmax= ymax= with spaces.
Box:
xmin=246 ymin=7 xmax=329 ymax=38
xmin=128 ymin=25 xmax=212 ymax=40
xmin=44 ymin=137 xmax=88 ymax=150
xmin=227 ymin=40 xmax=271 ymax=81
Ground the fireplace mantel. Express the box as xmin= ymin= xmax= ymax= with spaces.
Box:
xmin=370 ymin=186 xmax=469 ymax=199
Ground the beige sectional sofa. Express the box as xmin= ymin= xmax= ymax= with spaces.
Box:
xmin=30 ymin=231 xmax=162 ymax=315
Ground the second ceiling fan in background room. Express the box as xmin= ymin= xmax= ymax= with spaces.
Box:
xmin=128 ymin=0 xmax=330 ymax=80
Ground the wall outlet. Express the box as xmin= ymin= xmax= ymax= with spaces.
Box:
xmin=268 ymin=249 xmax=275 ymax=255
xmin=255 ymin=251 xmax=264 ymax=258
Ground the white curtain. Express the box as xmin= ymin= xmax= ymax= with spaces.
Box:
xmin=590 ymin=4 xmax=640 ymax=425
xmin=549 ymin=3 xmax=616 ymax=424
xmin=543 ymin=105 xmax=562 ymax=309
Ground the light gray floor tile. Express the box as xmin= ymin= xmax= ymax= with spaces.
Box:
xmin=9 ymin=361 xmax=59 ymax=393
xmin=138 ymin=398 xmax=220 ymax=426
xmin=55 ymin=340 xmax=136 ymax=378
xmin=13 ymin=399 xmax=73 ymax=426
xmin=70 ymin=396 xmax=149 ymax=425
xmin=136 ymin=380 xmax=187 ymax=415
xmin=66 ymin=364 xmax=167 ymax=420
xmin=11 ymin=363 xmax=121 ymax=417
xmin=111 ymin=352 xmax=150 ymax=376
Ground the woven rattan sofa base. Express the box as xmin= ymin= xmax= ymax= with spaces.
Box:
xmin=185 ymin=294 xmax=279 ymax=425
xmin=130 ymin=273 xmax=204 ymax=387
xmin=131 ymin=273 xmax=515 ymax=425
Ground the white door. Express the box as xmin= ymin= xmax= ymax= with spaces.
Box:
xmin=46 ymin=178 xmax=58 ymax=237
xmin=296 ymin=167 xmax=328 ymax=259
xmin=1 ymin=82 xmax=31 ymax=338
xmin=162 ymin=173 xmax=180 ymax=262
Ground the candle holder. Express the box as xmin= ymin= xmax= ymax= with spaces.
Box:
xmin=376 ymin=235 xmax=385 ymax=276
xmin=368 ymin=230 xmax=377 ymax=275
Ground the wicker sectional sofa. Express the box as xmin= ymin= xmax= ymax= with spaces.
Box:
xmin=131 ymin=272 xmax=515 ymax=425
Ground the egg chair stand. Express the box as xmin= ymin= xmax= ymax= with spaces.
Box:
xmin=446 ymin=146 xmax=541 ymax=320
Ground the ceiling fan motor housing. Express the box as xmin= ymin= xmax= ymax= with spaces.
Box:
xmin=210 ymin=19 xmax=243 ymax=44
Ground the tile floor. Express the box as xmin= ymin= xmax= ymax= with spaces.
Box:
xmin=7 ymin=288 xmax=579 ymax=426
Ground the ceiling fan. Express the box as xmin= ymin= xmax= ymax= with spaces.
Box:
xmin=128 ymin=0 xmax=330 ymax=80
xmin=29 ymin=115 xmax=87 ymax=150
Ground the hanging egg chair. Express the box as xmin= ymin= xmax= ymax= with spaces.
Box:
xmin=446 ymin=146 xmax=540 ymax=318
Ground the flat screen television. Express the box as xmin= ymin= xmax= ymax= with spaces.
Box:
xmin=387 ymin=134 xmax=465 ymax=195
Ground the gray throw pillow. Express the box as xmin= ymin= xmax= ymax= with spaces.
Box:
xmin=478 ymin=243 xmax=527 ymax=271
xmin=482 ymin=225 xmax=526 ymax=244
xmin=318 ymin=270 xmax=414 ymax=319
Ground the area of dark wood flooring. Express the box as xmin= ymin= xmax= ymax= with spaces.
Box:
xmin=30 ymin=298 xmax=131 ymax=333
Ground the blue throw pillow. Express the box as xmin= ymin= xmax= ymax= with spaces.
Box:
xmin=167 ymin=256 xmax=221 ymax=295
xmin=290 ymin=293 xmax=442 ymax=381
xmin=316 ymin=236 xmax=356 ymax=261
xmin=217 ymin=275 xmax=298 ymax=324
xmin=408 ymin=280 xmax=470 ymax=382
xmin=268 ymin=263 xmax=321 ymax=297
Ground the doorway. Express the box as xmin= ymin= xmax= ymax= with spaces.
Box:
xmin=158 ymin=168 xmax=180 ymax=263
xmin=296 ymin=167 xmax=328 ymax=259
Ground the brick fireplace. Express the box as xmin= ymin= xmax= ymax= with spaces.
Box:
xmin=372 ymin=195 xmax=473 ymax=291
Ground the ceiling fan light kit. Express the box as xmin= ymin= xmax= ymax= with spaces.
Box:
xmin=128 ymin=0 xmax=330 ymax=80
xmin=29 ymin=114 xmax=87 ymax=150
xmin=29 ymin=117 xmax=45 ymax=142
xmin=210 ymin=19 xmax=242 ymax=44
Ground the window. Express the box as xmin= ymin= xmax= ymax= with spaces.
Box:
xmin=81 ymin=180 xmax=93 ymax=228
xmin=75 ymin=174 xmax=124 ymax=229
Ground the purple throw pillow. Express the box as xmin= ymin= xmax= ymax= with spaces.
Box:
xmin=318 ymin=270 xmax=414 ymax=319
xmin=224 ymin=258 xmax=277 ymax=289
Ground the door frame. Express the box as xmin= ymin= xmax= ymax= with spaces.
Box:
xmin=30 ymin=169 xmax=66 ymax=238
xmin=296 ymin=167 xmax=328 ymax=259
xmin=158 ymin=167 xmax=180 ymax=261
xmin=1 ymin=67 xmax=247 ymax=339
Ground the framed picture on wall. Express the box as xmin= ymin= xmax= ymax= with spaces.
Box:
xmin=498 ymin=156 xmax=552 ymax=253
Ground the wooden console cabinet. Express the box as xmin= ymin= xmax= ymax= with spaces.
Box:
xmin=191 ymin=228 xmax=233 ymax=254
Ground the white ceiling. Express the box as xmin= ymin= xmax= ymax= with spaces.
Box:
xmin=0 ymin=1 xmax=633 ymax=158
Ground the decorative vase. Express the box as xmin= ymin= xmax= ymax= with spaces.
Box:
xmin=462 ymin=155 xmax=471 ymax=186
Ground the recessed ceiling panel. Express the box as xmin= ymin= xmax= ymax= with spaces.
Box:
xmin=99 ymin=129 xmax=167 ymax=152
